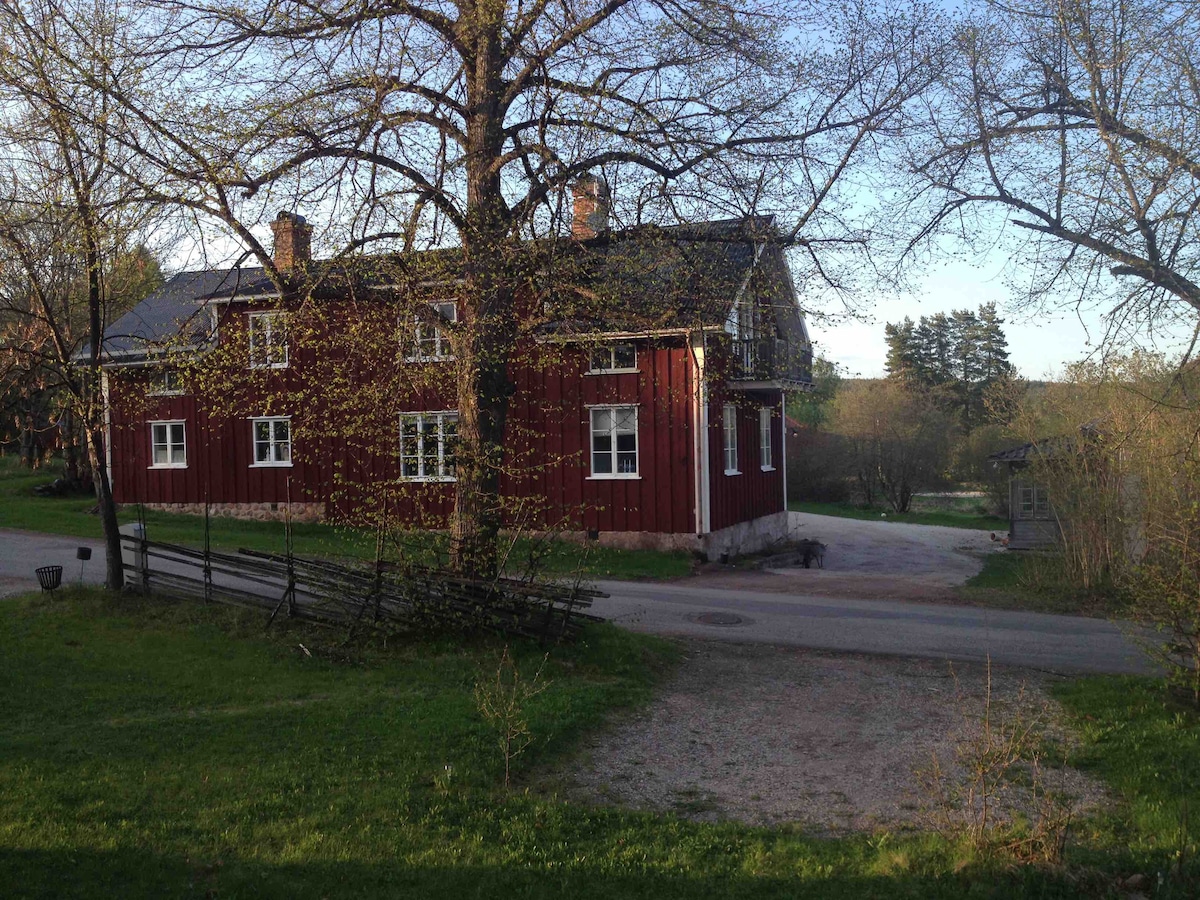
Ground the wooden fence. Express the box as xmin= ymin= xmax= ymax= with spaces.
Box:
xmin=119 ymin=534 xmax=604 ymax=642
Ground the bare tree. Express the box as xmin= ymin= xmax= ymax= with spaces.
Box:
xmin=904 ymin=0 xmax=1200 ymax=341
xmin=829 ymin=378 xmax=953 ymax=512
xmin=0 ymin=0 xmax=168 ymax=588
xmin=34 ymin=0 xmax=944 ymax=576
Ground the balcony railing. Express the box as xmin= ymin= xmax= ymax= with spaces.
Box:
xmin=729 ymin=337 xmax=812 ymax=385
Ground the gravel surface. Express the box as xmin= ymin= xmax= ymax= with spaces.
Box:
xmin=689 ymin=512 xmax=1005 ymax=603
xmin=555 ymin=640 xmax=1109 ymax=834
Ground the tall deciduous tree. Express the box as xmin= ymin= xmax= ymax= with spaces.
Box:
xmin=904 ymin=0 xmax=1200 ymax=338
xmin=829 ymin=378 xmax=952 ymax=511
xmin=84 ymin=0 xmax=941 ymax=576
xmin=0 ymin=0 xmax=168 ymax=588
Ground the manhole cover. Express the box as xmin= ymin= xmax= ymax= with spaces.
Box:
xmin=691 ymin=611 xmax=746 ymax=627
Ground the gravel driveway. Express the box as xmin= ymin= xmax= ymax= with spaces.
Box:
xmin=559 ymin=516 xmax=1112 ymax=832
xmin=555 ymin=641 xmax=1107 ymax=833
xmin=692 ymin=512 xmax=1003 ymax=603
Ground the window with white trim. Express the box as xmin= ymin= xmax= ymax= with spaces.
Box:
xmin=759 ymin=407 xmax=774 ymax=470
xmin=148 ymin=367 xmax=185 ymax=396
xmin=588 ymin=343 xmax=637 ymax=373
xmin=399 ymin=411 xmax=458 ymax=480
xmin=590 ymin=406 xmax=639 ymax=477
xmin=251 ymin=417 xmax=292 ymax=466
xmin=723 ymin=403 xmax=739 ymax=474
xmin=248 ymin=311 xmax=288 ymax=368
xmin=149 ymin=421 xmax=186 ymax=468
xmin=410 ymin=301 xmax=457 ymax=361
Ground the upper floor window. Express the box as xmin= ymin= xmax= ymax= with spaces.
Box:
xmin=251 ymin=416 xmax=292 ymax=466
xmin=590 ymin=405 xmax=638 ymax=478
xmin=588 ymin=343 xmax=637 ymax=373
xmin=148 ymin=367 xmax=185 ymax=396
xmin=723 ymin=403 xmax=740 ymax=475
xmin=399 ymin=411 xmax=458 ymax=480
xmin=759 ymin=407 xmax=774 ymax=470
xmin=248 ymin=311 xmax=288 ymax=369
xmin=149 ymin=420 xmax=186 ymax=468
xmin=410 ymin=301 xmax=457 ymax=361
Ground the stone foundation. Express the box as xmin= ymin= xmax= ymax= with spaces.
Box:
xmin=553 ymin=511 xmax=792 ymax=559
xmin=139 ymin=501 xmax=326 ymax=523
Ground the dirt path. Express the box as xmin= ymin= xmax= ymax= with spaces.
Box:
xmin=554 ymin=641 xmax=1107 ymax=833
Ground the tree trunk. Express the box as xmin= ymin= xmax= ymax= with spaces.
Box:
xmin=86 ymin=420 xmax=124 ymax=589
xmin=84 ymin=215 xmax=124 ymax=590
xmin=62 ymin=406 xmax=80 ymax=483
xmin=449 ymin=18 xmax=516 ymax=579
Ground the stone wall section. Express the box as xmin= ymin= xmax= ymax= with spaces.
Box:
xmin=138 ymin=501 xmax=325 ymax=523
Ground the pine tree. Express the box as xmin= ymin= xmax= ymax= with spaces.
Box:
xmin=884 ymin=304 xmax=1015 ymax=432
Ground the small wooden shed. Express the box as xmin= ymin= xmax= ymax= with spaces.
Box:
xmin=988 ymin=442 xmax=1060 ymax=550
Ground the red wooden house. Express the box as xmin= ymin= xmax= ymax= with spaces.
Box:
xmin=99 ymin=188 xmax=813 ymax=556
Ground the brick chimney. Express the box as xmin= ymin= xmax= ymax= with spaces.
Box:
xmin=570 ymin=174 xmax=610 ymax=239
xmin=270 ymin=210 xmax=312 ymax=271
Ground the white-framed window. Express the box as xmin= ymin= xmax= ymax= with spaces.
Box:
xmin=590 ymin=405 xmax=639 ymax=478
xmin=409 ymin=301 xmax=457 ymax=361
xmin=588 ymin=343 xmax=637 ymax=373
xmin=251 ymin=417 xmax=292 ymax=466
xmin=148 ymin=367 xmax=185 ymax=396
xmin=248 ymin=311 xmax=288 ymax=368
xmin=759 ymin=407 xmax=774 ymax=470
xmin=723 ymin=403 xmax=740 ymax=474
xmin=399 ymin=411 xmax=458 ymax=480
xmin=149 ymin=420 xmax=186 ymax=468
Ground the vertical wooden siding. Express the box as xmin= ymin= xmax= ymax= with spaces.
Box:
xmin=109 ymin=338 xmax=701 ymax=535
xmin=706 ymin=389 xmax=785 ymax=532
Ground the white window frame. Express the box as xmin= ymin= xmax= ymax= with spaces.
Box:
xmin=399 ymin=411 xmax=459 ymax=481
xmin=250 ymin=416 xmax=293 ymax=467
xmin=149 ymin=420 xmax=187 ymax=469
xmin=408 ymin=301 xmax=457 ymax=361
xmin=723 ymin=403 xmax=740 ymax=475
xmin=248 ymin=311 xmax=288 ymax=369
xmin=588 ymin=405 xmax=640 ymax=479
xmin=759 ymin=407 xmax=774 ymax=471
xmin=587 ymin=343 xmax=638 ymax=374
xmin=148 ymin=367 xmax=185 ymax=397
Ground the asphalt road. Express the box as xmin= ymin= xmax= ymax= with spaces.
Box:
xmin=0 ymin=528 xmax=1157 ymax=676
xmin=591 ymin=579 xmax=1158 ymax=676
xmin=0 ymin=530 xmax=106 ymax=596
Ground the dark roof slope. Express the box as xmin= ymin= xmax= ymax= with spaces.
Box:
xmin=101 ymin=267 xmax=274 ymax=361
xmin=542 ymin=217 xmax=765 ymax=334
xmin=101 ymin=216 xmax=799 ymax=362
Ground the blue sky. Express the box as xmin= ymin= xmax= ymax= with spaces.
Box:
xmin=811 ymin=255 xmax=1196 ymax=381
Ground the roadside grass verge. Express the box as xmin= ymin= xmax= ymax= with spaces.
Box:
xmin=0 ymin=456 xmax=691 ymax=579
xmin=1054 ymin=676 xmax=1200 ymax=896
xmin=789 ymin=499 xmax=1008 ymax=532
xmin=0 ymin=586 xmax=1153 ymax=899
xmin=957 ymin=552 xmax=1129 ymax=616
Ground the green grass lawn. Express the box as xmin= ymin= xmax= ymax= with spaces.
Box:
xmin=0 ymin=589 xmax=1196 ymax=897
xmin=0 ymin=456 xmax=692 ymax=580
xmin=1053 ymin=677 xmax=1200 ymax=890
xmin=956 ymin=552 xmax=1129 ymax=617
xmin=789 ymin=499 xmax=1009 ymax=532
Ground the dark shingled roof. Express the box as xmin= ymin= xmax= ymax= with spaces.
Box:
xmin=541 ymin=217 xmax=767 ymax=334
xmin=988 ymin=442 xmax=1039 ymax=463
xmin=101 ymin=267 xmax=275 ymax=361
xmin=100 ymin=216 xmax=797 ymax=362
